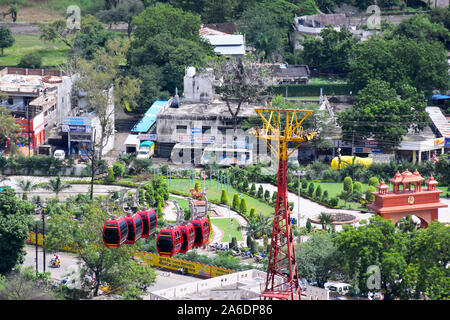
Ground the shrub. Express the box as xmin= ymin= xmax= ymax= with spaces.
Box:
xmin=257 ymin=185 xmax=264 ymax=199
xmin=315 ymin=185 xmax=322 ymax=199
xmin=329 ymin=197 xmax=339 ymax=207
xmin=271 ymin=191 xmax=277 ymax=204
xmin=365 ymin=186 xmax=377 ymax=203
xmin=112 ymin=161 xmax=125 ymax=179
xmin=301 ymin=180 xmax=308 ymax=189
xmin=343 ymin=176 xmax=353 ymax=192
xmin=368 ymin=177 xmax=380 ymax=187
xmin=18 ymin=51 xmax=42 ymax=69
xmin=322 ymin=190 xmax=329 ymax=201
xmin=239 ymin=198 xmax=247 ymax=214
xmin=250 ymin=184 xmax=256 ymax=195
xmin=308 ymin=182 xmax=315 ymax=196
xmin=232 ymin=193 xmax=240 ymax=210
xmin=249 ymin=208 xmax=257 ymax=220
xmin=220 ymin=189 xmax=229 ymax=206
xmin=264 ymin=190 xmax=271 ymax=202
xmin=106 ymin=167 xmax=115 ymax=183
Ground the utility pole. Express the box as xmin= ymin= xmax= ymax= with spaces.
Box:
xmin=90 ymin=129 xmax=96 ymax=201
xmin=35 ymin=223 xmax=38 ymax=277
xmin=41 ymin=204 xmax=46 ymax=274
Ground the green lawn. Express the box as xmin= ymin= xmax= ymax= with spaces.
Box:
xmin=211 ymin=218 xmax=243 ymax=242
xmin=302 ymin=180 xmax=370 ymax=210
xmin=0 ymin=34 xmax=70 ymax=67
xmin=167 ymin=178 xmax=275 ymax=217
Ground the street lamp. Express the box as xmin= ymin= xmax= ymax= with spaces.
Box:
xmin=295 ymin=170 xmax=307 ymax=228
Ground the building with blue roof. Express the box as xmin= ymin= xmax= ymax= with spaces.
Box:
xmin=131 ymin=100 xmax=168 ymax=133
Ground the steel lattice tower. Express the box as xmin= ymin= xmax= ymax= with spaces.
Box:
xmin=253 ymin=108 xmax=316 ymax=300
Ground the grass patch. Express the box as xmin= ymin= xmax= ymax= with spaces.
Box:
xmin=167 ymin=178 xmax=275 ymax=217
xmin=302 ymin=180 xmax=370 ymax=210
xmin=0 ymin=34 xmax=70 ymax=66
xmin=211 ymin=218 xmax=243 ymax=242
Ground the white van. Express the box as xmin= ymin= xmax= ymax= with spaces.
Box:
xmin=327 ymin=282 xmax=351 ymax=295
xmin=53 ymin=150 xmax=65 ymax=160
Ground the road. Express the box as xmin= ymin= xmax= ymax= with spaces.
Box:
xmin=22 ymin=245 xmax=199 ymax=296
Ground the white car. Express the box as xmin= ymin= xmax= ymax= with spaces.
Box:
xmin=53 ymin=150 xmax=65 ymax=160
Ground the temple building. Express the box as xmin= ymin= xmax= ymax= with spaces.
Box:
xmin=367 ymin=170 xmax=448 ymax=228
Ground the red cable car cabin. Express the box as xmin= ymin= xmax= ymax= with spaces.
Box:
xmin=179 ymin=222 xmax=195 ymax=254
xmin=157 ymin=226 xmax=182 ymax=257
xmin=192 ymin=217 xmax=211 ymax=247
xmin=137 ymin=209 xmax=158 ymax=238
xmin=124 ymin=214 xmax=143 ymax=245
xmin=103 ymin=217 xmax=128 ymax=248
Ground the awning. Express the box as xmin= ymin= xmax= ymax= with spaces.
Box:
xmin=140 ymin=140 xmax=154 ymax=148
xmin=430 ymin=94 xmax=450 ymax=100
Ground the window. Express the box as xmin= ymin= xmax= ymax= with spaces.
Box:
xmin=202 ymin=126 xmax=211 ymax=134
xmin=176 ymin=125 xmax=187 ymax=133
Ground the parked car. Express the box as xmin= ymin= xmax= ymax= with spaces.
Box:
xmin=53 ymin=149 xmax=65 ymax=160
xmin=327 ymin=282 xmax=351 ymax=295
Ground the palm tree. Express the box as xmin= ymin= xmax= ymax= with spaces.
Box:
xmin=238 ymin=213 xmax=273 ymax=239
xmin=43 ymin=176 xmax=71 ymax=198
xmin=318 ymin=212 xmax=334 ymax=231
xmin=17 ymin=179 xmax=39 ymax=200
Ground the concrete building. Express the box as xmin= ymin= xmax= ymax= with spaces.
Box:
xmin=0 ymin=67 xmax=73 ymax=153
xmin=62 ymin=86 xmax=115 ymax=158
xmin=155 ymin=67 xmax=261 ymax=162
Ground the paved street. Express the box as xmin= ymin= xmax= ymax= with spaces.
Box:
xmin=2 ymin=175 xmax=132 ymax=201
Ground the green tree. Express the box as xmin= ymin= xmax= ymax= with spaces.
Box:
xmin=0 ymin=25 xmax=14 ymax=56
xmin=349 ymin=36 xmax=448 ymax=94
xmin=45 ymin=201 xmax=156 ymax=298
xmin=333 ymin=216 xmax=407 ymax=298
xmin=97 ymin=0 xmax=145 ymax=37
xmin=296 ymin=232 xmax=339 ymax=287
xmin=17 ymin=179 xmax=39 ymax=201
xmin=43 ymin=176 xmax=72 ymax=198
xmin=317 ymin=212 xmax=334 ymax=231
xmin=128 ymin=3 xmax=213 ymax=105
xmin=403 ymin=221 xmax=450 ymax=300
xmin=343 ymin=176 xmax=353 ymax=192
xmin=337 ymin=79 xmax=429 ymax=152
xmin=300 ymin=26 xmax=359 ymax=74
xmin=0 ymin=188 xmax=33 ymax=274
xmin=18 ymin=52 xmax=42 ymax=69
xmin=0 ymin=107 xmax=20 ymax=152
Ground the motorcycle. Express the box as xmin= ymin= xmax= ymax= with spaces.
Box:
xmin=50 ymin=257 xmax=61 ymax=268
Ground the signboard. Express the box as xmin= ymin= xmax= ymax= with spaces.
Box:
xmin=434 ymin=137 xmax=445 ymax=146
xmin=62 ymin=117 xmax=91 ymax=126
xmin=446 ymin=138 xmax=450 ymax=148
xmin=177 ymin=135 xmax=215 ymax=144
xmin=138 ymin=133 xmax=157 ymax=141
xmin=62 ymin=124 xmax=92 ymax=133
xmin=191 ymin=128 xmax=202 ymax=134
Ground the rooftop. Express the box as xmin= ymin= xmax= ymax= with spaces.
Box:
xmin=158 ymin=100 xmax=258 ymax=120
xmin=0 ymin=67 xmax=63 ymax=95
